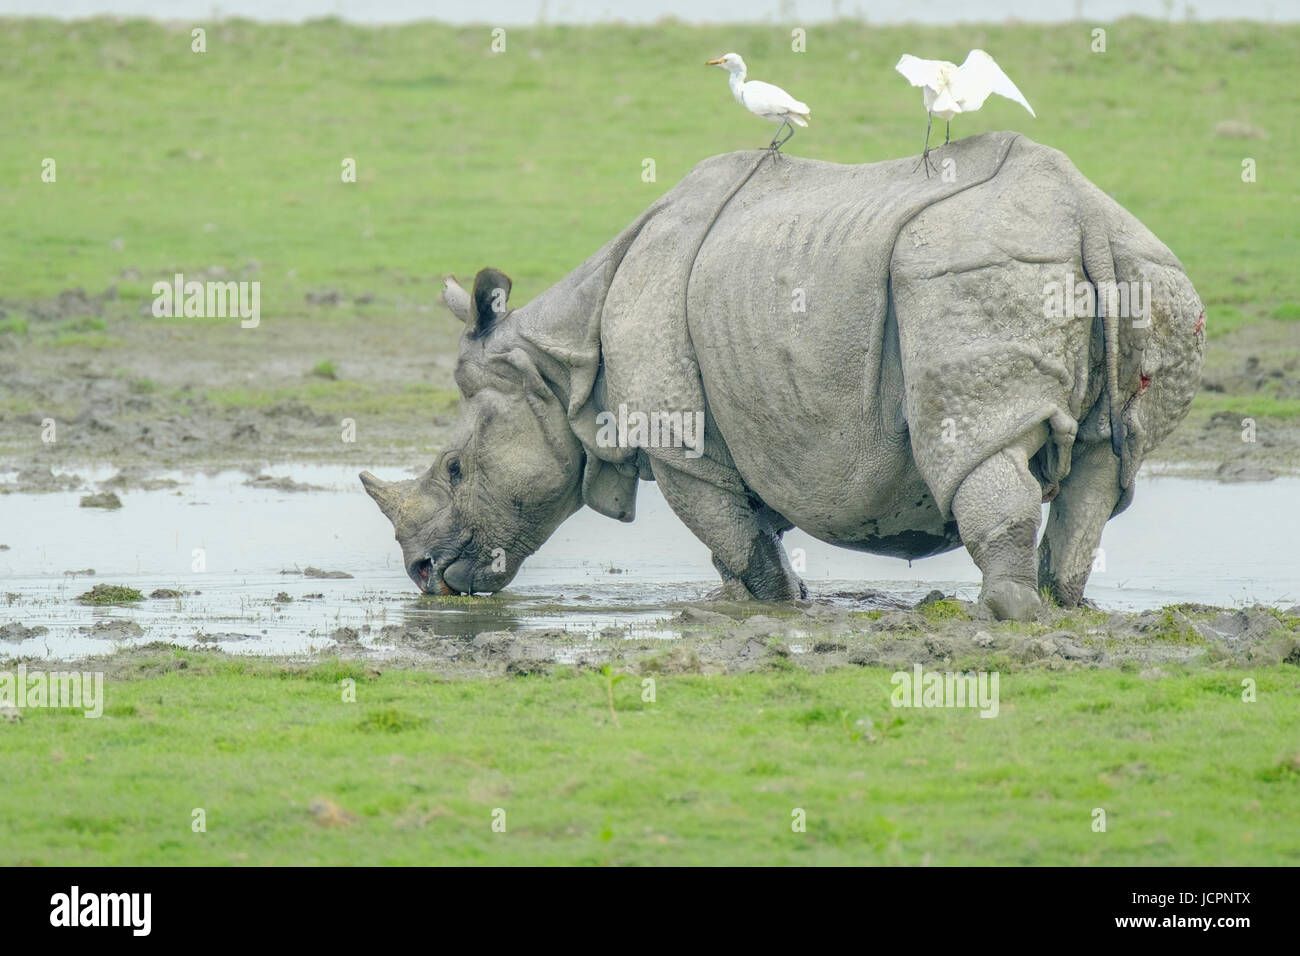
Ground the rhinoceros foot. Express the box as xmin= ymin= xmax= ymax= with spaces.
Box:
xmin=981 ymin=580 xmax=1042 ymax=622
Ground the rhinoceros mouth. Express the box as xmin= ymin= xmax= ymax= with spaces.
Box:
xmin=440 ymin=557 xmax=482 ymax=596
xmin=408 ymin=556 xmax=460 ymax=595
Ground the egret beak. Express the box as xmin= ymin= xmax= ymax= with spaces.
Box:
xmin=705 ymin=58 xmax=725 ymax=66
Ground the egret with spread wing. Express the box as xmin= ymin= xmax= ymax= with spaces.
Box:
xmin=895 ymin=49 xmax=1035 ymax=175
xmin=706 ymin=53 xmax=811 ymax=153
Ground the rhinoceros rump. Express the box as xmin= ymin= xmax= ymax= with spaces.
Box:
xmin=361 ymin=133 xmax=1204 ymax=620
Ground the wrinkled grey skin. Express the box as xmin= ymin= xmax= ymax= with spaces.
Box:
xmin=362 ymin=133 xmax=1204 ymax=619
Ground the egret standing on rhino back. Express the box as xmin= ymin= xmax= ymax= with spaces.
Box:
xmin=706 ymin=53 xmax=811 ymax=153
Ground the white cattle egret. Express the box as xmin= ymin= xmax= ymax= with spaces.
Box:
xmin=705 ymin=53 xmax=811 ymax=152
xmin=895 ymin=49 xmax=1035 ymax=175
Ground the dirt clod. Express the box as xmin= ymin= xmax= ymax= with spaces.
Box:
xmin=79 ymin=491 xmax=122 ymax=509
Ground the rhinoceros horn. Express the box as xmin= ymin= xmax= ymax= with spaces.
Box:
xmin=359 ymin=471 xmax=408 ymax=523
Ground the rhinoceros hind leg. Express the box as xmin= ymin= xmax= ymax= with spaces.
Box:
xmin=705 ymin=554 xmax=760 ymax=601
xmin=1038 ymin=440 xmax=1122 ymax=607
xmin=951 ymin=431 xmax=1046 ymax=621
xmin=652 ymin=461 xmax=806 ymax=602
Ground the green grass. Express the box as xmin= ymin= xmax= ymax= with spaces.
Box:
xmin=311 ymin=359 xmax=339 ymax=380
xmin=919 ymin=599 xmax=970 ymax=623
xmin=1 ymin=17 xmax=1296 ymax=342
xmin=203 ymin=380 xmax=459 ymax=415
xmin=75 ymin=584 xmax=145 ymax=605
xmin=1191 ymin=394 xmax=1300 ymax=418
xmin=2 ymin=650 xmax=1297 ymax=865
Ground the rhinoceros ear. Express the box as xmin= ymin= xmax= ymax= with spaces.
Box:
xmin=470 ymin=268 xmax=512 ymax=339
xmin=582 ymin=457 xmax=638 ymax=522
xmin=441 ymin=276 xmax=471 ymax=323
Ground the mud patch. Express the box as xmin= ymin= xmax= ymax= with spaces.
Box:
xmin=82 ymin=619 xmax=145 ymax=641
xmin=34 ymin=600 xmax=1298 ymax=681
xmin=79 ymin=491 xmax=122 ymax=509
xmin=2 ymin=466 xmax=85 ymax=494
xmin=1216 ymin=458 xmax=1277 ymax=483
xmin=304 ymin=567 xmax=354 ymax=579
xmin=0 ymin=623 xmax=48 ymax=642
xmin=243 ymin=475 xmax=322 ymax=493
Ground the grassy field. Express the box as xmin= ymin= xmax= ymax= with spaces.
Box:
xmin=3 ymin=649 xmax=1298 ymax=865
xmin=3 ymin=17 xmax=1297 ymax=318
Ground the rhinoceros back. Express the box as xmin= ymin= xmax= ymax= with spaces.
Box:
xmin=601 ymin=134 xmax=1199 ymax=553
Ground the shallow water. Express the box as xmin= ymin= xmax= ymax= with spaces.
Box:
xmin=1 ymin=465 xmax=1296 ymax=659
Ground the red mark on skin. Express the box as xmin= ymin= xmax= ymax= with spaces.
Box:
xmin=1139 ymin=373 xmax=1152 ymax=393
xmin=1194 ymin=310 xmax=1206 ymax=336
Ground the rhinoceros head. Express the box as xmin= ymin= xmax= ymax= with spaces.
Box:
xmin=360 ymin=268 xmax=588 ymax=595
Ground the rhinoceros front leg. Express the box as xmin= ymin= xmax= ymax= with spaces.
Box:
xmin=951 ymin=428 xmax=1047 ymax=621
xmin=1038 ymin=440 xmax=1122 ymax=607
xmin=651 ymin=461 xmax=807 ymax=602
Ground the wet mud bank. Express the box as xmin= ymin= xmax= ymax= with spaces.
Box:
xmin=27 ymin=598 xmax=1300 ymax=682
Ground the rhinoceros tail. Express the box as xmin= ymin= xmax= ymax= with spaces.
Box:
xmin=1080 ymin=225 xmax=1128 ymax=482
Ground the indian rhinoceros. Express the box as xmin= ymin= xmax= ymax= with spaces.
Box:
xmin=361 ymin=132 xmax=1204 ymax=620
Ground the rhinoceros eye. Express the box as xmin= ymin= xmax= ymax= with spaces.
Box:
xmin=446 ymin=457 xmax=462 ymax=488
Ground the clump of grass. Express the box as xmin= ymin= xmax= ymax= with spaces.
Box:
xmin=0 ymin=317 xmax=29 ymax=335
xmin=1255 ymin=753 xmax=1300 ymax=783
xmin=311 ymin=359 xmax=338 ymax=380
xmin=49 ymin=331 xmax=117 ymax=349
xmin=302 ymin=658 xmax=373 ymax=684
xmin=919 ymin=599 xmax=970 ymax=623
xmin=849 ymin=609 xmax=886 ymax=621
xmin=1148 ymin=609 xmax=1207 ymax=646
xmin=76 ymin=584 xmax=144 ymax=605
xmin=796 ymin=705 xmax=840 ymax=726
xmin=357 ymin=707 xmax=425 ymax=733
xmin=1263 ymin=607 xmax=1300 ymax=630
xmin=60 ymin=316 xmax=106 ymax=333
xmin=415 ymin=593 xmax=488 ymax=606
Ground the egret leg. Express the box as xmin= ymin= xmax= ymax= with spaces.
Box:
xmin=772 ymin=121 xmax=796 ymax=153
xmin=768 ymin=120 xmax=783 ymax=150
xmin=944 ymin=120 xmax=950 ymax=145
xmin=768 ymin=119 xmax=791 ymax=152
xmin=911 ymin=113 xmax=938 ymax=177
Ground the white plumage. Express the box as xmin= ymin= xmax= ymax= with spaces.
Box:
xmin=706 ymin=53 xmax=810 ymax=152
xmin=895 ymin=49 xmax=1034 ymax=173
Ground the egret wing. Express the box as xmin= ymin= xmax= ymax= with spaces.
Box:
xmin=953 ymin=49 xmax=1035 ymax=116
xmin=743 ymin=79 xmax=809 ymax=116
xmin=894 ymin=54 xmax=945 ymax=89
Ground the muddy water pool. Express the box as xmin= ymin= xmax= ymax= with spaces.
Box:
xmin=1 ymin=465 xmax=1295 ymax=659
